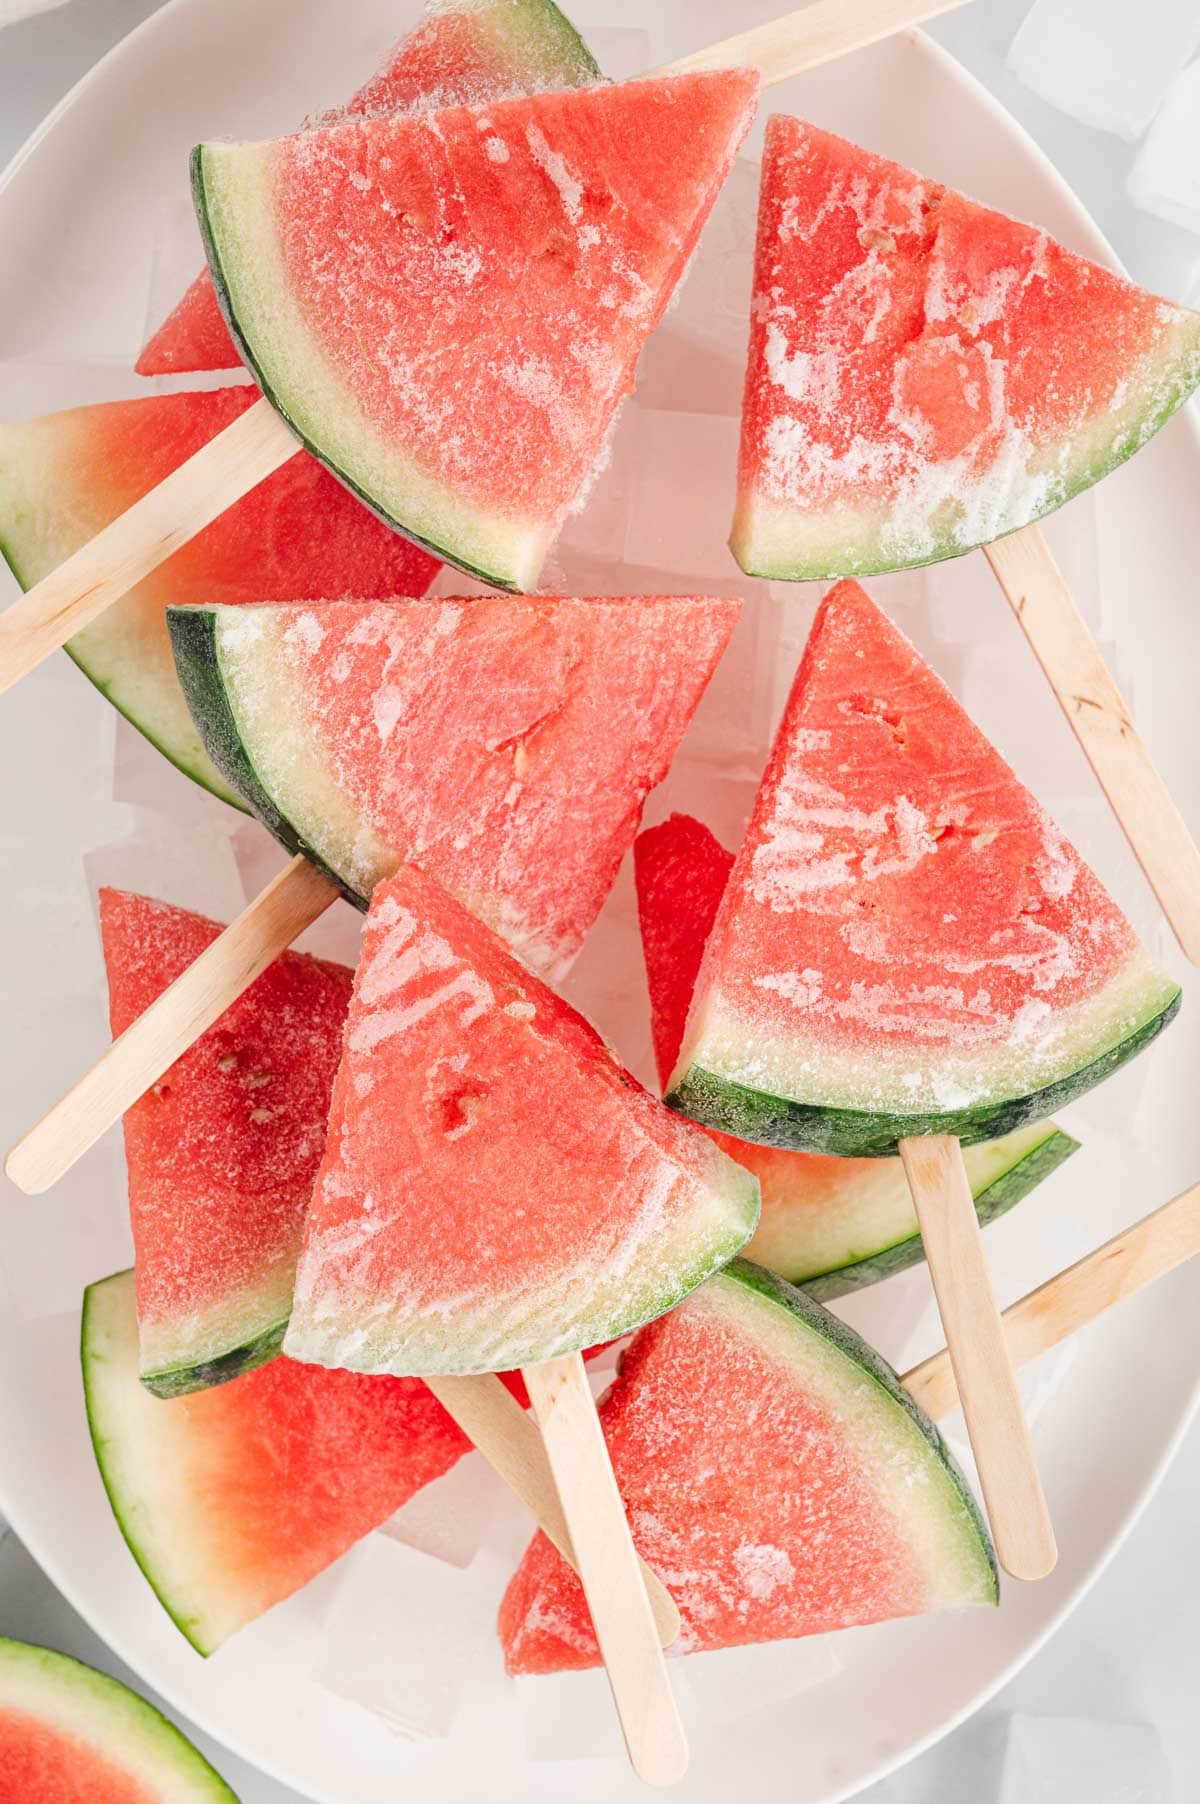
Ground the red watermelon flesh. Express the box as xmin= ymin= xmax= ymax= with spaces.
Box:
xmin=136 ymin=0 xmax=601 ymax=376
xmin=284 ymin=864 xmax=760 ymax=1376
xmin=635 ymin=813 xmax=735 ymax=1091
xmin=194 ymin=69 xmax=760 ymax=588
xmin=732 ymin=116 xmax=1200 ymax=580
xmin=99 ymin=888 xmax=353 ymax=1397
xmin=170 ymin=593 xmax=739 ymax=980
xmin=668 ymin=581 xmax=1179 ymax=1154
xmin=498 ymin=1260 xmax=997 ymax=1673
xmin=0 ymin=387 xmax=438 ymax=805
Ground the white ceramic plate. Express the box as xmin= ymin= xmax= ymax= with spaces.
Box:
xmin=2 ymin=3 xmax=1198 ymax=1801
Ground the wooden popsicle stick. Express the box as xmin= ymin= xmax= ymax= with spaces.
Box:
xmin=427 ymin=1372 xmax=680 ymax=1650
xmin=523 ymin=1353 xmax=689 ymax=1788
xmin=985 ymin=525 xmax=1200 ymax=965
xmin=904 ymin=1179 xmax=1200 ymax=1421
xmin=5 ymin=855 xmax=337 ymax=1196
xmin=0 ymin=397 xmax=297 ymax=696
xmin=899 ymin=1134 xmax=1057 ymax=1582
xmin=656 ymin=0 xmax=971 ymax=85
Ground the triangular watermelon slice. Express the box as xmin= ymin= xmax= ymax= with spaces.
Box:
xmin=100 ymin=888 xmax=353 ymax=1396
xmin=137 ymin=0 xmax=601 ymax=376
xmin=284 ymin=864 xmax=759 ymax=1376
xmin=0 ymin=388 xmax=438 ymax=805
xmin=82 ymin=1270 xmax=472 ymax=1655
xmin=732 ymin=117 xmax=1200 ymax=580
xmin=499 ymin=1258 xmax=997 ymax=1673
xmin=0 ymin=1633 xmax=236 ymax=1797
xmin=668 ymin=581 xmax=1180 ymax=1154
xmin=636 ymin=814 xmax=1079 ymax=1296
xmin=193 ymin=69 xmax=760 ymax=587
xmin=168 ymin=593 xmax=738 ymax=980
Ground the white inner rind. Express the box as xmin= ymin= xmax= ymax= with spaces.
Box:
xmin=200 ymin=144 xmax=548 ymax=590
xmin=137 ymin=1262 xmax=294 ymax=1385
xmin=698 ymin=1275 xmax=996 ymax=1610
xmin=674 ymin=946 xmax=1178 ymax=1118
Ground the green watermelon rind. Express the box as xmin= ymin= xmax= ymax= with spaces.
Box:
xmin=168 ymin=604 xmax=369 ymax=910
xmin=140 ymin=1314 xmax=290 ymax=1401
xmin=191 ymin=148 xmax=530 ymax=594
xmin=717 ymin=1259 xmax=999 ymax=1602
xmin=668 ymin=987 xmax=1180 ymax=1157
xmin=799 ymin=1124 xmax=1079 ymax=1300
xmin=475 ymin=0 xmax=602 ymax=89
xmin=0 ymin=1633 xmax=237 ymax=1798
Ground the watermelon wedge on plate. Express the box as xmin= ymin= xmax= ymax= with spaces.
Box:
xmin=167 ymin=593 xmax=738 ymax=980
xmin=284 ymin=864 xmax=760 ymax=1376
xmin=100 ymin=888 xmax=352 ymax=1397
xmin=83 ymin=1270 xmax=473 ymax=1655
xmin=137 ymin=0 xmax=601 ymax=376
xmin=0 ymin=387 xmax=438 ymax=804
xmin=499 ymin=1259 xmax=997 ymax=1672
xmin=0 ymin=1634 xmax=235 ymax=1798
xmin=732 ymin=116 xmax=1200 ymax=580
xmin=192 ymin=69 xmax=760 ymax=587
xmin=635 ymin=814 xmax=1079 ymax=1297
xmin=667 ymin=581 xmax=1180 ymax=1154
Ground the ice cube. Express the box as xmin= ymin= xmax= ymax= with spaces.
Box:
xmin=516 ymin=1668 xmax=628 ymax=1765
xmin=84 ymin=819 xmax=247 ymax=928
xmin=110 ymin=715 xmax=234 ymax=827
xmin=997 ymin=1713 xmax=1170 ymax=1803
xmin=1006 ymin=0 xmax=1200 ymax=142
xmin=622 ymin=409 xmax=742 ymax=584
xmin=679 ymin=1635 xmax=841 ymax=1733
xmin=1127 ymin=62 xmax=1200 ymax=237
xmin=672 ymin=158 xmax=760 ymax=362
xmin=379 ymin=1448 xmax=504 ymax=1569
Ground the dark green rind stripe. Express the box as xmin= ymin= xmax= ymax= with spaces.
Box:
xmin=668 ymin=990 xmax=1180 ymax=1157
xmin=191 ymin=149 xmax=520 ymax=594
xmin=167 ymin=605 xmax=368 ymax=910
xmin=721 ymin=1259 xmax=999 ymax=1603
xmin=801 ymin=1127 xmax=1080 ymax=1301
xmin=82 ymin=1278 xmax=220 ymax=1657
xmin=140 ymin=1316 xmax=289 ymax=1400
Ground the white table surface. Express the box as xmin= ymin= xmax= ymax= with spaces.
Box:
xmin=2 ymin=2 xmax=1198 ymax=1799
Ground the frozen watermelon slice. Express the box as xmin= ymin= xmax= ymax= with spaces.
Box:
xmin=137 ymin=0 xmax=600 ymax=376
xmin=83 ymin=1270 xmax=472 ymax=1654
xmin=100 ymin=888 xmax=353 ymax=1397
xmin=0 ymin=388 xmax=437 ymax=804
xmin=499 ymin=1258 xmax=997 ymax=1672
xmin=284 ymin=864 xmax=759 ymax=1376
xmin=168 ymin=593 xmax=737 ymax=980
xmin=668 ymin=582 xmax=1180 ymax=1155
xmin=0 ymin=1634 xmax=236 ymax=1799
xmin=732 ymin=117 xmax=1200 ymax=580
xmin=636 ymin=814 xmax=1079 ymax=1295
xmin=193 ymin=69 xmax=760 ymax=587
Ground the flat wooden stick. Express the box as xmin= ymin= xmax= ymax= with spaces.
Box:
xmin=5 ymin=856 xmax=337 ymax=1196
xmin=899 ymin=1134 xmax=1057 ymax=1582
xmin=985 ymin=525 xmax=1200 ymax=965
xmin=427 ymin=1372 xmax=680 ymax=1649
xmin=523 ymin=1353 xmax=688 ymax=1787
xmin=905 ymin=1179 xmax=1200 ymax=1421
xmin=657 ymin=0 xmax=971 ymax=84
xmin=0 ymin=397 xmax=297 ymax=696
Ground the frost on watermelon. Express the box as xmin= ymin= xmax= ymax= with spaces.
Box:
xmin=168 ymin=593 xmax=738 ymax=981
xmin=498 ymin=1259 xmax=997 ymax=1673
xmin=732 ymin=116 xmax=1200 ymax=580
xmin=193 ymin=69 xmax=760 ymax=588
xmin=0 ymin=388 xmax=437 ymax=804
xmin=82 ymin=1270 xmax=473 ymax=1656
xmin=636 ymin=815 xmax=1079 ymax=1296
xmin=284 ymin=864 xmax=759 ymax=1377
xmin=0 ymin=1636 xmax=237 ymax=1801
xmin=667 ymin=582 xmax=1180 ymax=1156
xmin=137 ymin=0 xmax=601 ymax=376
xmin=100 ymin=888 xmax=353 ymax=1398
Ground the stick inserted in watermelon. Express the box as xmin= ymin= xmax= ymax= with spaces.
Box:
xmin=498 ymin=1258 xmax=998 ymax=1674
xmin=732 ymin=115 xmax=1200 ymax=961
xmin=136 ymin=0 xmax=603 ymax=377
xmin=635 ymin=813 xmax=1080 ymax=1297
xmin=0 ymin=1635 xmax=237 ymax=1800
xmin=0 ymin=388 xmax=437 ymax=801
